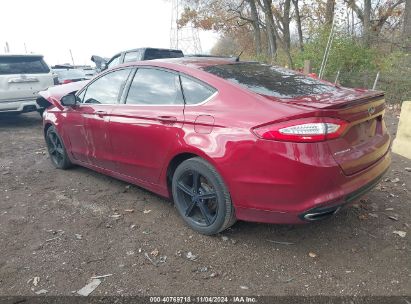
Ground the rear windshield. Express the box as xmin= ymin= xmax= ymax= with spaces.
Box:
xmin=0 ymin=56 xmax=50 ymax=75
xmin=143 ymin=49 xmax=184 ymax=60
xmin=203 ymin=63 xmax=340 ymax=98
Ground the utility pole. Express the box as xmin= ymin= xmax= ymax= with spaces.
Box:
xmin=24 ymin=43 xmax=27 ymax=54
xmin=5 ymin=42 xmax=10 ymax=53
xmin=69 ymin=49 xmax=75 ymax=66
xmin=170 ymin=0 xmax=202 ymax=54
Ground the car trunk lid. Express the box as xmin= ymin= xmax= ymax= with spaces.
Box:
xmin=262 ymin=89 xmax=390 ymax=175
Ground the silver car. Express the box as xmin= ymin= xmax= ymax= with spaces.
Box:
xmin=0 ymin=54 xmax=54 ymax=115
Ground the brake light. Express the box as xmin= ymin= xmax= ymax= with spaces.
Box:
xmin=62 ymin=79 xmax=73 ymax=84
xmin=252 ymin=117 xmax=348 ymax=142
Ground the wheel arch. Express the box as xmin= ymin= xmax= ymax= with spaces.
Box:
xmin=44 ymin=122 xmax=53 ymax=137
xmin=164 ymin=149 xmax=225 ymax=198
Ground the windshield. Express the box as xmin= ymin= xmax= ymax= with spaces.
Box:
xmin=54 ymin=69 xmax=86 ymax=79
xmin=0 ymin=56 xmax=50 ymax=75
xmin=203 ymin=63 xmax=341 ymax=98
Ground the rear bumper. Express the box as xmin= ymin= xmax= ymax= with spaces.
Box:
xmin=0 ymin=99 xmax=40 ymax=113
xmin=225 ymin=140 xmax=391 ymax=225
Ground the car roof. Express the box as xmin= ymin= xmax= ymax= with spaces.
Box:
xmin=111 ymin=47 xmax=184 ymax=58
xmin=139 ymin=56 xmax=239 ymax=69
xmin=0 ymin=54 xmax=44 ymax=58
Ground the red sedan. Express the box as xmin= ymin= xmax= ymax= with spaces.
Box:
xmin=38 ymin=57 xmax=391 ymax=235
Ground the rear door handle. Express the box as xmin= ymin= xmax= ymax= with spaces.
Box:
xmin=94 ymin=110 xmax=107 ymax=117
xmin=158 ymin=116 xmax=177 ymax=125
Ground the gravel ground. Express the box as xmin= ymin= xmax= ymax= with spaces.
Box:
xmin=0 ymin=112 xmax=409 ymax=297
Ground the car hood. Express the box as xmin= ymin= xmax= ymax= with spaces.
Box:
xmin=38 ymin=80 xmax=88 ymax=110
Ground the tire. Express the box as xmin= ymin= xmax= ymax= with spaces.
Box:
xmin=172 ymin=157 xmax=236 ymax=235
xmin=45 ymin=126 xmax=73 ymax=169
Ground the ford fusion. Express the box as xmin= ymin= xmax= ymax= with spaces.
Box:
xmin=37 ymin=57 xmax=391 ymax=235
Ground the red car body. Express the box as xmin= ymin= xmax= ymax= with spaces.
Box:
xmin=39 ymin=58 xmax=391 ymax=224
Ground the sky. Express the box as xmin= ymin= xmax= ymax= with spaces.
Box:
xmin=0 ymin=0 xmax=219 ymax=66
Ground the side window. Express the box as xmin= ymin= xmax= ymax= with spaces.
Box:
xmin=180 ymin=76 xmax=216 ymax=105
xmin=125 ymin=68 xmax=184 ymax=105
xmin=82 ymin=69 xmax=131 ymax=104
xmin=124 ymin=51 xmax=142 ymax=63
xmin=107 ymin=55 xmax=121 ymax=69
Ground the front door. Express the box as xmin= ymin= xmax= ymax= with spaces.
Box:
xmin=67 ymin=68 xmax=132 ymax=170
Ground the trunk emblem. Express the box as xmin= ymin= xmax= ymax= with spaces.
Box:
xmin=368 ymin=106 xmax=376 ymax=115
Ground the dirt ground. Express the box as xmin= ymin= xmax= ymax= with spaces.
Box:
xmin=0 ymin=111 xmax=409 ymax=297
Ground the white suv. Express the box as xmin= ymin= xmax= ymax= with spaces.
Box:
xmin=0 ymin=54 xmax=54 ymax=115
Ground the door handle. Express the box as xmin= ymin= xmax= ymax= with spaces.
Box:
xmin=94 ymin=110 xmax=107 ymax=117
xmin=158 ymin=116 xmax=177 ymax=125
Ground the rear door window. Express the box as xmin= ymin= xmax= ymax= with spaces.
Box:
xmin=180 ymin=75 xmax=216 ymax=105
xmin=203 ymin=63 xmax=340 ymax=98
xmin=125 ymin=68 xmax=184 ymax=105
xmin=0 ymin=56 xmax=50 ymax=75
xmin=81 ymin=69 xmax=131 ymax=104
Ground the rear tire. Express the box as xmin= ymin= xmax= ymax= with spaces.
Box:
xmin=172 ymin=157 xmax=236 ymax=235
xmin=45 ymin=126 xmax=72 ymax=169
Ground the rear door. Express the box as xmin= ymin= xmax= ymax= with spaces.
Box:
xmin=0 ymin=55 xmax=53 ymax=102
xmin=109 ymin=67 xmax=185 ymax=184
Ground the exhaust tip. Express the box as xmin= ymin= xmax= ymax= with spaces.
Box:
xmin=300 ymin=205 xmax=341 ymax=222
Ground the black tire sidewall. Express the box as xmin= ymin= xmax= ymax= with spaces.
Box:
xmin=172 ymin=158 xmax=231 ymax=235
xmin=46 ymin=126 xmax=71 ymax=169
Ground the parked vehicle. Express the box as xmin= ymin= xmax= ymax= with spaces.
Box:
xmin=37 ymin=57 xmax=391 ymax=235
xmin=0 ymin=54 xmax=54 ymax=115
xmin=81 ymin=67 xmax=96 ymax=79
xmin=92 ymin=48 xmax=184 ymax=71
xmin=52 ymin=68 xmax=88 ymax=85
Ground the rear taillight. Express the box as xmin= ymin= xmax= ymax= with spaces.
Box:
xmin=252 ymin=117 xmax=348 ymax=142
xmin=62 ymin=79 xmax=73 ymax=84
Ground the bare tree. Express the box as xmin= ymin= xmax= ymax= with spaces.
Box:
xmin=258 ymin=0 xmax=278 ymax=60
xmin=247 ymin=0 xmax=263 ymax=56
xmin=292 ymin=0 xmax=304 ymax=51
xmin=346 ymin=0 xmax=405 ymax=45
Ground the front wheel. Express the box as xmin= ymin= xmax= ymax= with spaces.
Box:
xmin=172 ymin=157 xmax=236 ymax=235
xmin=45 ymin=126 xmax=73 ymax=169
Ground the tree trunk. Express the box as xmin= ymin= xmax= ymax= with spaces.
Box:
xmin=325 ymin=0 xmax=335 ymax=26
xmin=261 ymin=0 xmax=277 ymax=60
xmin=247 ymin=0 xmax=262 ymax=56
xmin=363 ymin=0 xmax=372 ymax=46
xmin=283 ymin=0 xmax=292 ymax=51
xmin=404 ymin=0 xmax=411 ymax=51
xmin=292 ymin=0 xmax=304 ymax=51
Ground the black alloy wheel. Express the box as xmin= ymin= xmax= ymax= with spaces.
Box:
xmin=45 ymin=126 xmax=72 ymax=169
xmin=172 ymin=157 xmax=236 ymax=235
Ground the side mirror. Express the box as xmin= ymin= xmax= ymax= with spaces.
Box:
xmin=61 ymin=93 xmax=77 ymax=107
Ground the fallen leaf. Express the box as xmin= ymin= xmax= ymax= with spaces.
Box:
xmin=151 ymin=249 xmax=159 ymax=257
xmin=33 ymin=277 xmax=40 ymax=286
xmin=393 ymin=230 xmax=406 ymax=238
xmin=308 ymin=252 xmax=317 ymax=258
